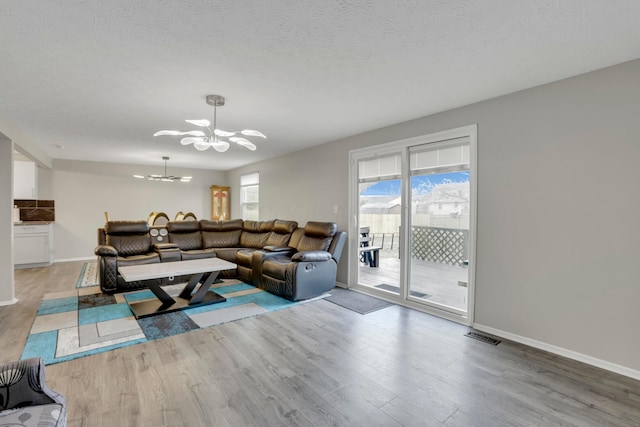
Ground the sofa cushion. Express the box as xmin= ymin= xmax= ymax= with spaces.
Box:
xmin=200 ymin=219 xmax=243 ymax=248
xmin=166 ymin=221 xmax=199 ymax=233
xmin=107 ymin=234 xmax=152 ymax=257
xmin=236 ymin=249 xmax=255 ymax=268
xmin=116 ymin=253 xmax=160 ymax=267
xmin=240 ymin=220 xmax=274 ymax=249
xmin=105 ymin=220 xmax=149 ymax=234
xmin=166 ymin=221 xmax=202 ymax=251
xmin=262 ymin=255 xmax=293 ymax=281
xmin=243 ymin=220 xmax=275 ymax=233
xmin=273 ymin=219 xmax=298 ymax=234
xmin=214 ymin=248 xmax=242 ymax=263
xmin=180 ymin=248 xmax=217 ymax=261
xmin=0 ymin=404 xmax=64 ymax=427
xmin=303 ymin=221 xmax=337 ymax=238
xmin=104 ymin=220 xmax=152 ymax=256
xmin=294 ymin=222 xmax=337 ymax=252
xmin=265 ymin=219 xmax=298 ymax=246
xmin=200 ymin=219 xmax=243 ymax=232
xmin=169 ymin=231 xmax=202 ymax=251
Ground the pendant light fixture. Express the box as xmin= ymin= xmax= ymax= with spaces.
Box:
xmin=133 ymin=156 xmax=192 ymax=182
xmin=153 ymin=95 xmax=266 ymax=152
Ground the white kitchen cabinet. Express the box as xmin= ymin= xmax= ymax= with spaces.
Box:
xmin=14 ymin=223 xmax=53 ymax=267
xmin=14 ymin=160 xmax=37 ymax=199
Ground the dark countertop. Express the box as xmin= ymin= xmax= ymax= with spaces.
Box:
xmin=14 ymin=221 xmax=54 ymax=225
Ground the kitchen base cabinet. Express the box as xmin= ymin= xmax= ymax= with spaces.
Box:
xmin=14 ymin=223 xmax=53 ymax=268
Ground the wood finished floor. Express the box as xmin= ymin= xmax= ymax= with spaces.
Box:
xmin=2 ymin=261 xmax=640 ymax=426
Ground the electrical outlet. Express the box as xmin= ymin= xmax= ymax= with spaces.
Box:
xmin=458 ymin=281 xmax=468 ymax=287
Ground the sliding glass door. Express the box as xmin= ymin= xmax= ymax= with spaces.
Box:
xmin=349 ymin=126 xmax=476 ymax=323
xmin=356 ymin=153 xmax=402 ymax=295
xmin=408 ymin=139 xmax=470 ymax=316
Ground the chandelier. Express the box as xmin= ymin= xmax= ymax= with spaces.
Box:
xmin=153 ymin=95 xmax=266 ymax=152
xmin=133 ymin=156 xmax=192 ymax=182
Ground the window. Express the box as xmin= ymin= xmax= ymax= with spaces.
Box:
xmin=240 ymin=172 xmax=259 ymax=220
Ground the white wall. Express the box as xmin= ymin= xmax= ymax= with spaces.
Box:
xmin=0 ymin=115 xmax=52 ymax=169
xmin=37 ymin=166 xmax=53 ymax=199
xmin=229 ymin=58 xmax=640 ymax=376
xmin=52 ymin=159 xmax=227 ymax=261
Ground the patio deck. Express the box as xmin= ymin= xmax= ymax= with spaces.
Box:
xmin=358 ymin=253 xmax=468 ymax=311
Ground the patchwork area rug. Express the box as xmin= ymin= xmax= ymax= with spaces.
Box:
xmin=75 ymin=261 xmax=99 ymax=288
xmin=22 ymin=280 xmax=324 ymax=365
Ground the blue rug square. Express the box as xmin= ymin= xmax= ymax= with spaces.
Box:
xmin=78 ymin=302 xmax=134 ymax=326
xmin=137 ymin=311 xmax=199 ymax=340
xmin=37 ymin=296 xmax=78 ymax=315
xmin=78 ymin=293 xmax=116 ymax=309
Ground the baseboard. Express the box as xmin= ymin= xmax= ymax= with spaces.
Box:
xmin=54 ymin=256 xmax=95 ymax=263
xmin=335 ymin=281 xmax=347 ymax=289
xmin=0 ymin=297 xmax=18 ymax=306
xmin=473 ymin=323 xmax=640 ymax=381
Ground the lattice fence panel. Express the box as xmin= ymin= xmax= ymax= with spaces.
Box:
xmin=411 ymin=226 xmax=468 ymax=265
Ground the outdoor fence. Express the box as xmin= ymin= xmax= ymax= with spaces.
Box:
xmin=369 ymin=226 xmax=468 ymax=266
xmin=369 ymin=232 xmax=399 ymax=250
xmin=411 ymin=226 xmax=468 ymax=266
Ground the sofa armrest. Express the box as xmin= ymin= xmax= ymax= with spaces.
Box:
xmin=95 ymin=245 xmax=118 ymax=257
xmin=263 ymin=245 xmax=295 ymax=252
xmin=153 ymin=242 xmax=179 ymax=251
xmin=291 ymin=251 xmax=333 ymax=262
xmin=153 ymin=242 xmax=181 ymax=262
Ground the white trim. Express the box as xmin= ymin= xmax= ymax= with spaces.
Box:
xmin=466 ymin=125 xmax=478 ymax=325
xmin=54 ymin=256 xmax=95 ymax=263
xmin=0 ymin=298 xmax=18 ymax=306
xmin=335 ymin=281 xmax=348 ymax=289
xmin=474 ymin=323 xmax=640 ymax=381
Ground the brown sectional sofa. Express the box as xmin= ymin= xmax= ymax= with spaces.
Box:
xmin=95 ymin=218 xmax=346 ymax=301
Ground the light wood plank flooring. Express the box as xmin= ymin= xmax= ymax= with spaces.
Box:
xmin=1 ymin=261 xmax=640 ymax=426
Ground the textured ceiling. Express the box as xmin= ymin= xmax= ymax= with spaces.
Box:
xmin=1 ymin=0 xmax=640 ymax=170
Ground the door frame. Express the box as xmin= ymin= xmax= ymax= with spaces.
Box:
xmin=348 ymin=124 xmax=478 ymax=325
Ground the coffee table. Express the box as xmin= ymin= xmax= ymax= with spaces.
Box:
xmin=118 ymin=258 xmax=236 ymax=319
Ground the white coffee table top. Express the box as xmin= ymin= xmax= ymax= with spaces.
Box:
xmin=118 ymin=258 xmax=236 ymax=282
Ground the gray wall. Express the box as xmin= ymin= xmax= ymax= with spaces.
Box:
xmin=0 ymin=134 xmax=16 ymax=305
xmin=228 ymin=59 xmax=640 ymax=376
xmin=51 ymin=159 xmax=227 ymax=261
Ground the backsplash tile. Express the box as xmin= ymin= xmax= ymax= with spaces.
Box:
xmin=14 ymin=199 xmax=55 ymax=222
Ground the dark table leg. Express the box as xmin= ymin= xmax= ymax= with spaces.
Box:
xmin=187 ymin=271 xmax=221 ymax=305
xmin=147 ymin=281 xmax=176 ymax=306
xmin=128 ymin=271 xmax=226 ymax=319
xmin=178 ymin=272 xmax=205 ymax=299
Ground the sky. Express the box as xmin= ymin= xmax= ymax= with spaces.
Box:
xmin=361 ymin=171 xmax=469 ymax=196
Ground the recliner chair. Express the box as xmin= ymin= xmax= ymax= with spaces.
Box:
xmin=95 ymin=220 xmax=163 ymax=292
xmin=255 ymin=221 xmax=346 ymax=301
